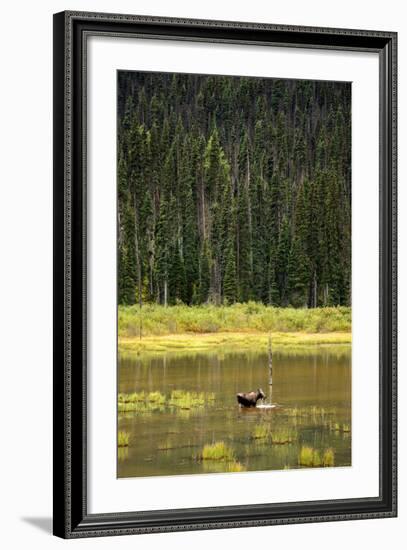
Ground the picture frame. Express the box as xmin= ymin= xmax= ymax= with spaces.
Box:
xmin=53 ymin=10 xmax=397 ymax=538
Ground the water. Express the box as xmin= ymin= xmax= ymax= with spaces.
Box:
xmin=118 ymin=347 xmax=351 ymax=478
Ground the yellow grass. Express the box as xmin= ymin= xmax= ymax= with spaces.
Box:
xmin=202 ymin=441 xmax=235 ymax=461
xmin=119 ymin=331 xmax=351 ymax=355
xmin=118 ymin=431 xmax=130 ymax=447
xmin=119 ymin=303 xmax=351 ymax=337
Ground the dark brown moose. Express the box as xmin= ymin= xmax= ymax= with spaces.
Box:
xmin=236 ymin=388 xmax=266 ymax=408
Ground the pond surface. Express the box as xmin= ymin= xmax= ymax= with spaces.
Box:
xmin=118 ymin=347 xmax=351 ymax=478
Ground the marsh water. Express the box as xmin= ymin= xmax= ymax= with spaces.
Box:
xmin=118 ymin=347 xmax=351 ymax=477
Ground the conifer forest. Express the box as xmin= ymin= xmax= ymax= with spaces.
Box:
xmin=117 ymin=71 xmax=351 ymax=309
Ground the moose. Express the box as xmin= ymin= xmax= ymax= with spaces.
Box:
xmin=236 ymin=388 xmax=266 ymax=408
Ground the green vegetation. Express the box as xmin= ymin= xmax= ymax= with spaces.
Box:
xmin=146 ymin=391 xmax=166 ymax=405
xmin=118 ymin=391 xmax=166 ymax=413
xmin=202 ymin=442 xmax=235 ymax=461
xmin=118 ymin=390 xmax=215 ymax=414
xmin=118 ymin=431 xmax=130 ymax=447
xmin=322 ymin=448 xmax=335 ymax=467
xmin=329 ymin=422 xmax=351 ymax=434
xmin=200 ymin=441 xmax=246 ymax=473
xmin=252 ymin=425 xmax=296 ymax=445
xmin=298 ymin=446 xmax=335 ymax=467
xmin=118 ymin=447 xmax=129 ymax=462
xmin=119 ymin=303 xmax=351 ymax=338
xmin=252 ymin=424 xmax=271 ymax=440
xmin=298 ymin=446 xmax=319 ymax=467
xmin=169 ymin=390 xmax=214 ymax=410
xmin=227 ymin=461 xmax=246 ymax=472
xmin=119 ymin=332 xmax=350 ymax=355
xmin=118 ymin=72 xmax=351 ymax=309
xmin=271 ymin=428 xmax=297 ymax=445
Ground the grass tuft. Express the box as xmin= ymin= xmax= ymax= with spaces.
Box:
xmin=271 ymin=428 xmax=297 ymax=445
xmin=298 ymin=446 xmax=335 ymax=467
xmin=202 ymin=441 xmax=235 ymax=461
xmin=252 ymin=424 xmax=271 ymax=440
xmin=227 ymin=461 xmax=246 ymax=472
xmin=322 ymin=448 xmax=335 ymax=467
xmin=118 ymin=431 xmax=130 ymax=447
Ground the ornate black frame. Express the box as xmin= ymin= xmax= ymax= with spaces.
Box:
xmin=53 ymin=11 xmax=397 ymax=538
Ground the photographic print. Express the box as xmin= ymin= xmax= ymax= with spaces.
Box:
xmin=117 ymin=71 xmax=352 ymax=478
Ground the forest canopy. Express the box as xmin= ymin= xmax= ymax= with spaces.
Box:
xmin=117 ymin=71 xmax=351 ymax=308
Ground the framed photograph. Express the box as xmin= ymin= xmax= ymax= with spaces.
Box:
xmin=53 ymin=11 xmax=397 ymax=538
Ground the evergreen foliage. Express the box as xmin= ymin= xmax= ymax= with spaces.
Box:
xmin=118 ymin=72 xmax=351 ymax=307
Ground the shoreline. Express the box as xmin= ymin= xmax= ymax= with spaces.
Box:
xmin=118 ymin=331 xmax=351 ymax=355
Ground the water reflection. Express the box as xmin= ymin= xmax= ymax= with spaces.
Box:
xmin=118 ymin=347 xmax=351 ymax=478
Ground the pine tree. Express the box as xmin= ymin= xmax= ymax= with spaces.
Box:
xmin=117 ymin=72 xmax=351 ymax=308
xmin=223 ymin=236 xmax=238 ymax=304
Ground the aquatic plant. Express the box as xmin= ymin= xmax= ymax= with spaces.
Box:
xmin=117 ymin=447 xmax=129 ymax=462
xmin=252 ymin=424 xmax=271 ymax=439
xmin=322 ymin=448 xmax=335 ymax=467
xmin=271 ymin=428 xmax=297 ymax=445
xmin=169 ymin=390 xmax=210 ymax=410
xmin=299 ymin=446 xmax=335 ymax=467
xmin=312 ymin=449 xmax=322 ymax=467
xmin=147 ymin=391 xmax=166 ymax=404
xmin=118 ymin=389 xmax=216 ymax=414
xmin=118 ymin=400 xmax=163 ymax=414
xmin=118 ymin=431 xmax=130 ymax=447
xmin=170 ymin=389 xmax=185 ymax=400
xmin=227 ymin=461 xmax=246 ymax=472
xmin=202 ymin=441 xmax=235 ymax=461
xmin=118 ymin=391 xmax=147 ymax=404
xmin=329 ymin=422 xmax=350 ymax=434
xmin=286 ymin=406 xmax=335 ymax=420
xmin=298 ymin=446 xmax=314 ymax=466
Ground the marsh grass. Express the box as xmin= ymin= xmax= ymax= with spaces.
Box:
xmin=286 ymin=406 xmax=335 ymax=418
xmin=169 ymin=390 xmax=208 ymax=410
xmin=118 ymin=431 xmax=130 ymax=447
xmin=227 ymin=461 xmax=246 ymax=472
xmin=329 ymin=422 xmax=351 ymax=434
xmin=285 ymin=406 xmax=337 ymax=428
xmin=199 ymin=442 xmax=245 ymax=473
xmin=118 ymin=390 xmax=216 ymax=414
xmin=202 ymin=441 xmax=235 ymax=461
xmin=118 ymin=400 xmax=164 ymax=414
xmin=271 ymin=428 xmax=297 ymax=445
xmin=119 ymin=303 xmax=351 ymax=338
xmin=147 ymin=391 xmax=166 ymax=404
xmin=322 ymin=448 xmax=335 ymax=467
xmin=252 ymin=424 xmax=271 ymax=440
xmin=118 ymin=447 xmax=129 ymax=461
xmin=119 ymin=333 xmax=351 ymax=355
xmin=298 ymin=446 xmax=335 ymax=467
